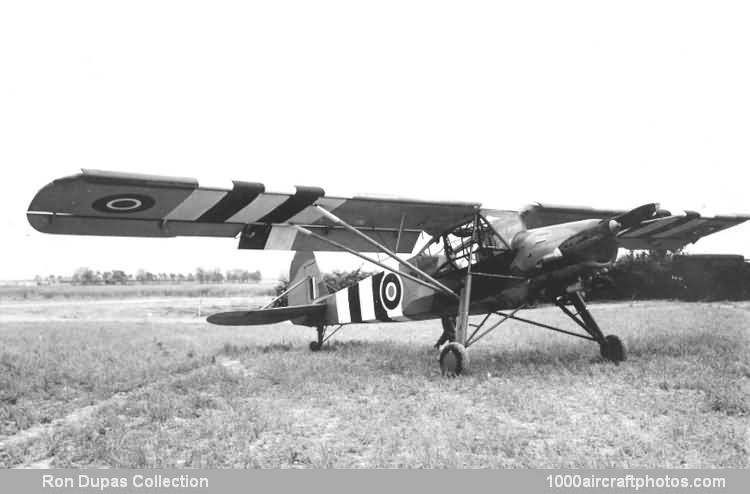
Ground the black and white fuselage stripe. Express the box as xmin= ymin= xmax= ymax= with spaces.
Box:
xmin=333 ymin=272 xmax=406 ymax=324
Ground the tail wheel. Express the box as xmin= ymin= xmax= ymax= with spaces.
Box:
xmin=439 ymin=342 xmax=469 ymax=376
xmin=600 ymin=335 xmax=626 ymax=363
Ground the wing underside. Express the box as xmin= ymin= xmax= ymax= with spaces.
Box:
xmin=617 ymin=214 xmax=748 ymax=250
xmin=27 ymin=169 xmax=479 ymax=253
xmin=521 ymin=202 xmax=749 ymax=251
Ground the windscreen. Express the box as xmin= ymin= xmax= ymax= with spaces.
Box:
xmin=484 ymin=211 xmax=525 ymax=248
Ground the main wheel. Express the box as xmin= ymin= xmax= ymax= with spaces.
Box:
xmin=309 ymin=341 xmax=322 ymax=352
xmin=439 ymin=342 xmax=469 ymax=376
xmin=600 ymin=335 xmax=626 ymax=363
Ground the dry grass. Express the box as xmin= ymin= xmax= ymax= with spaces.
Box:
xmin=0 ymin=282 xmax=275 ymax=301
xmin=0 ymin=298 xmax=748 ymax=468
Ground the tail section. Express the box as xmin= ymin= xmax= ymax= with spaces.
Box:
xmin=288 ymin=251 xmax=328 ymax=306
xmin=207 ymin=304 xmax=326 ymax=326
xmin=207 ymin=252 xmax=329 ymax=327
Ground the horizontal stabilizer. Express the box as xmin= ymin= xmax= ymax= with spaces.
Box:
xmin=206 ymin=304 xmax=326 ymax=326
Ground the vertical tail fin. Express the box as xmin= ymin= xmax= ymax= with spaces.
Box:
xmin=288 ymin=251 xmax=328 ymax=306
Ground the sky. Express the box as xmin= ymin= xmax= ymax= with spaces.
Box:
xmin=1 ymin=1 xmax=749 ymax=281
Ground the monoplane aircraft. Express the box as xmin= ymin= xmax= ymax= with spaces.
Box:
xmin=27 ymin=170 xmax=749 ymax=374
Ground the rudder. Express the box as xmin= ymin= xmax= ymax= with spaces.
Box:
xmin=288 ymin=251 xmax=328 ymax=306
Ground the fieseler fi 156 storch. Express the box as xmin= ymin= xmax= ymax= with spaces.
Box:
xmin=27 ymin=170 xmax=749 ymax=375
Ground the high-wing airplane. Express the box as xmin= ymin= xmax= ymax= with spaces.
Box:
xmin=27 ymin=170 xmax=750 ymax=375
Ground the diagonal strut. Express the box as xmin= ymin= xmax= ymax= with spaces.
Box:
xmin=313 ymin=205 xmax=459 ymax=298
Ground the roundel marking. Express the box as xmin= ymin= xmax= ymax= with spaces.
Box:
xmin=92 ymin=194 xmax=156 ymax=214
xmin=385 ymin=283 xmax=397 ymax=301
xmin=380 ymin=272 xmax=402 ymax=311
xmin=107 ymin=198 xmax=142 ymax=211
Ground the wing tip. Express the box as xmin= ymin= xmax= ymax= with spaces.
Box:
xmin=26 ymin=212 xmax=51 ymax=233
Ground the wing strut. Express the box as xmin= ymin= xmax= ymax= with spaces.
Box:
xmin=395 ymin=213 xmax=407 ymax=253
xmin=294 ymin=225 xmax=458 ymax=299
xmin=312 ymin=205 xmax=459 ymax=299
xmin=261 ymin=275 xmax=311 ymax=309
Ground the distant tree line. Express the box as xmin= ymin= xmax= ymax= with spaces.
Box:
xmin=35 ymin=268 xmax=263 ymax=285
xmin=272 ymin=268 xmax=372 ymax=307
xmin=587 ymin=251 xmax=750 ymax=301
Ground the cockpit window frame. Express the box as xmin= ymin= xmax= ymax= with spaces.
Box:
xmin=413 ymin=210 xmax=524 ymax=266
xmin=478 ymin=214 xmax=512 ymax=251
xmin=481 ymin=210 xmax=526 ymax=251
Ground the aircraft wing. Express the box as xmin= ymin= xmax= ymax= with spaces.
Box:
xmin=616 ymin=213 xmax=749 ymax=250
xmin=521 ymin=202 xmax=749 ymax=251
xmin=27 ymin=169 xmax=479 ymax=253
xmin=520 ymin=203 xmax=627 ymax=229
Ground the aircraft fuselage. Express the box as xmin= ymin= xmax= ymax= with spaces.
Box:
xmin=319 ymin=218 xmax=620 ymax=325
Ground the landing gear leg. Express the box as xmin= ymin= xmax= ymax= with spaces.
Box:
xmin=560 ymin=292 xmax=626 ymax=363
xmin=434 ymin=316 xmax=456 ymax=349
xmin=309 ymin=324 xmax=345 ymax=351
xmin=309 ymin=325 xmax=325 ymax=352
xmin=439 ymin=281 xmax=472 ymax=376
xmin=439 ymin=217 xmax=477 ymax=376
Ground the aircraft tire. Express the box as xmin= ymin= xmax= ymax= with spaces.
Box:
xmin=600 ymin=335 xmax=626 ymax=363
xmin=439 ymin=342 xmax=469 ymax=376
xmin=309 ymin=341 xmax=322 ymax=352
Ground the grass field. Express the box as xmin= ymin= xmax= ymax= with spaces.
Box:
xmin=0 ymin=293 xmax=748 ymax=468
xmin=0 ymin=282 xmax=275 ymax=301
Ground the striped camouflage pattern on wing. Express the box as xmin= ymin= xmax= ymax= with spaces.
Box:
xmin=325 ymin=272 xmax=409 ymax=325
xmin=27 ymin=169 xmax=478 ymax=253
